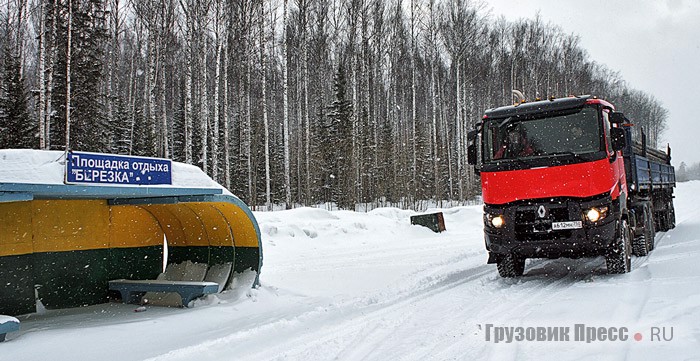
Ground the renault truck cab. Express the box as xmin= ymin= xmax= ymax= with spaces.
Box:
xmin=468 ymin=95 xmax=639 ymax=277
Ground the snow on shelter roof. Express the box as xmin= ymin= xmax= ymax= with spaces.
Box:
xmin=0 ymin=149 xmax=234 ymax=201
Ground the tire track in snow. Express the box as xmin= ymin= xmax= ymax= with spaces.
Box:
xmin=250 ymin=253 xmax=627 ymax=361
xmin=455 ymin=257 xmax=606 ymax=361
xmin=262 ymin=263 xmax=496 ymax=361
xmin=248 ymin=256 xmax=603 ymax=361
xmin=146 ymin=255 xmax=493 ymax=361
xmin=327 ymin=260 xmax=499 ymax=360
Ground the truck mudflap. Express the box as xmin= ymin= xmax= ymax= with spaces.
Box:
xmin=483 ymin=196 xmax=620 ymax=260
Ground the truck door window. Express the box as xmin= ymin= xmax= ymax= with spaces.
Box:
xmin=602 ymin=110 xmax=613 ymax=155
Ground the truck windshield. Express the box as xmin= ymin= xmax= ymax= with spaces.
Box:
xmin=484 ymin=106 xmax=601 ymax=162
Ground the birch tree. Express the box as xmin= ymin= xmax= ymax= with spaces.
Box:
xmin=211 ymin=0 xmax=224 ymax=181
xmin=181 ymin=0 xmax=194 ymax=163
xmin=260 ymin=0 xmax=271 ymax=210
xmin=64 ymin=0 xmax=72 ymax=149
xmin=282 ymin=0 xmax=291 ymax=208
xmin=38 ymin=0 xmax=47 ymax=148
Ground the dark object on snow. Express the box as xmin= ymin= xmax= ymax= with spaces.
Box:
xmin=0 ymin=317 xmax=20 ymax=342
xmin=411 ymin=212 xmax=446 ymax=233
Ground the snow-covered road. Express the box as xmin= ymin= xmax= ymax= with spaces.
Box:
xmin=4 ymin=182 xmax=700 ymax=360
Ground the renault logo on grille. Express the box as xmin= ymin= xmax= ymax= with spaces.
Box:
xmin=537 ymin=205 xmax=547 ymax=218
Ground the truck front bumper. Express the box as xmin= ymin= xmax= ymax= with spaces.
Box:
xmin=483 ymin=196 xmax=618 ymax=262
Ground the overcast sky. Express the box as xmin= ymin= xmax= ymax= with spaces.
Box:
xmin=484 ymin=0 xmax=700 ymax=166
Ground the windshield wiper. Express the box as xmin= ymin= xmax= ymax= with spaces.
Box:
xmin=549 ymin=151 xmax=582 ymax=158
xmin=496 ymin=157 xmax=530 ymax=167
xmin=498 ymin=116 xmax=513 ymax=127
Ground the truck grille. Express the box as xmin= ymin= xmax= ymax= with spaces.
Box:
xmin=514 ymin=204 xmax=572 ymax=241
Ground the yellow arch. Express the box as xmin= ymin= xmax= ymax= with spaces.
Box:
xmin=0 ymin=194 xmax=261 ymax=316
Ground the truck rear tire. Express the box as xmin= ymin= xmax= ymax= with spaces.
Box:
xmin=658 ymin=212 xmax=668 ymax=232
xmin=633 ymin=205 xmax=654 ymax=256
xmin=606 ymin=220 xmax=632 ymax=274
xmin=657 ymin=199 xmax=675 ymax=232
xmin=646 ymin=206 xmax=656 ymax=251
xmin=497 ymin=254 xmax=525 ymax=278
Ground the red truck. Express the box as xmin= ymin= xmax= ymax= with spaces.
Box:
xmin=467 ymin=95 xmax=676 ymax=277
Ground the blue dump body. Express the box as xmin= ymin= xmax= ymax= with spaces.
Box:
xmin=620 ymin=125 xmax=676 ymax=237
xmin=622 ymin=126 xmax=676 ymax=194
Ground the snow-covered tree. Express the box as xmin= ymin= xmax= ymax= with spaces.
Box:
xmin=322 ymin=64 xmax=353 ymax=209
xmin=0 ymin=52 xmax=35 ymax=149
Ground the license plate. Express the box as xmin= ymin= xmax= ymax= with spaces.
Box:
xmin=552 ymin=221 xmax=583 ymax=230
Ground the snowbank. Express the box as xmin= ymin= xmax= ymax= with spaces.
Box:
xmin=0 ymin=149 xmax=228 ymax=193
xmin=0 ymin=315 xmax=19 ymax=325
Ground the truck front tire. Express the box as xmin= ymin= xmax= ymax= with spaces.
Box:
xmin=497 ymin=254 xmax=525 ymax=278
xmin=606 ymin=219 xmax=632 ymax=274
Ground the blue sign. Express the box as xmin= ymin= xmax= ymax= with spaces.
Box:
xmin=66 ymin=152 xmax=172 ymax=185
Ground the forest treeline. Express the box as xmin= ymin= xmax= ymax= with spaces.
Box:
xmin=678 ymin=162 xmax=700 ymax=182
xmin=0 ymin=0 xmax=669 ymax=209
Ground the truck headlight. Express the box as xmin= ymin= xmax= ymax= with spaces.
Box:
xmin=584 ymin=206 xmax=609 ymax=222
xmin=487 ymin=214 xmax=505 ymax=228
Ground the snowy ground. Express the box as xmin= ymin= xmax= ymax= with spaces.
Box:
xmin=3 ymin=182 xmax=700 ymax=360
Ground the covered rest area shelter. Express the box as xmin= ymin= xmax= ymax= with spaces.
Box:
xmin=0 ymin=150 xmax=262 ymax=316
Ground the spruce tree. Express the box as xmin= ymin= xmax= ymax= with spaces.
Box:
xmin=49 ymin=0 xmax=108 ymax=152
xmin=0 ymin=52 xmax=35 ymax=149
xmin=324 ymin=65 xmax=353 ymax=209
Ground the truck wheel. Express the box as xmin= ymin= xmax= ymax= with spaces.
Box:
xmin=606 ymin=220 xmax=632 ymax=274
xmin=657 ymin=211 xmax=668 ymax=232
xmin=668 ymin=203 xmax=676 ymax=230
xmin=633 ymin=205 xmax=654 ymax=256
xmin=646 ymin=206 xmax=656 ymax=251
xmin=496 ymin=254 xmax=525 ymax=278
xmin=657 ymin=200 xmax=674 ymax=232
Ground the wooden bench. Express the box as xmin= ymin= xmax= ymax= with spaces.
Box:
xmin=0 ymin=316 xmax=20 ymax=342
xmin=109 ymin=280 xmax=219 ymax=307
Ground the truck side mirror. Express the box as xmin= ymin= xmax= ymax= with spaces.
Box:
xmin=467 ymin=130 xmax=478 ymax=165
xmin=610 ymin=112 xmax=628 ymax=124
xmin=610 ymin=127 xmax=626 ymax=151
